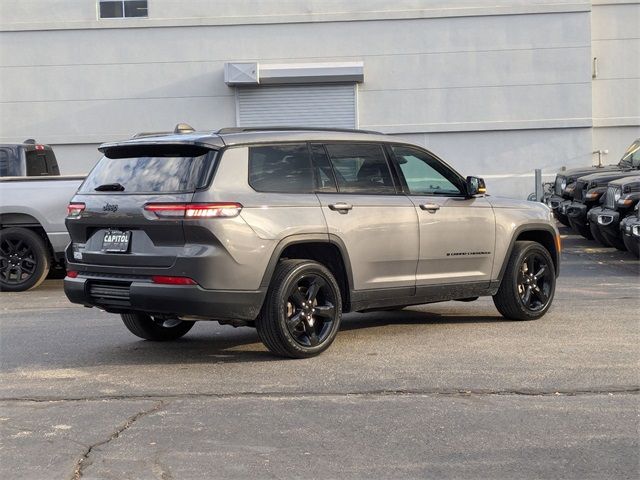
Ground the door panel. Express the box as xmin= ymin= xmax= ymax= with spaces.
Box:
xmin=317 ymin=193 xmax=419 ymax=291
xmin=317 ymin=142 xmax=420 ymax=292
xmin=389 ymin=144 xmax=496 ymax=286
xmin=408 ymin=195 xmax=495 ymax=285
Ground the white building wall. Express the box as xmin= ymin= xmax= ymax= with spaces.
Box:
xmin=591 ymin=1 xmax=640 ymax=164
xmin=1 ymin=0 xmax=638 ymax=197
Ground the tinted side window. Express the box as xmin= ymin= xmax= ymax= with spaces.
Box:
xmin=324 ymin=144 xmax=395 ymax=194
xmin=392 ymin=146 xmax=462 ymax=195
xmin=0 ymin=148 xmax=22 ymax=177
xmin=249 ymin=144 xmax=314 ymax=193
xmin=310 ymin=144 xmax=337 ymax=193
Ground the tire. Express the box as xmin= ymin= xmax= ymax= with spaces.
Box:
xmin=0 ymin=227 xmax=50 ymax=292
xmin=589 ymin=221 xmax=610 ymax=247
xmin=256 ymin=259 xmax=342 ymax=358
xmin=121 ymin=312 xmax=194 ymax=341
xmin=568 ymin=217 xmax=593 ymax=240
xmin=493 ymin=241 xmax=556 ymax=321
xmin=622 ymin=235 xmax=639 ymax=259
xmin=555 ymin=212 xmax=570 ymax=227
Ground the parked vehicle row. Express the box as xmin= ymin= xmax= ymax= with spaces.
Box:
xmin=62 ymin=125 xmax=560 ymax=358
xmin=0 ymin=140 xmax=84 ymax=291
xmin=546 ymin=138 xmax=640 ymax=258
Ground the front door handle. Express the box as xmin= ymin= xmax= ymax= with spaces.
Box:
xmin=328 ymin=202 xmax=353 ymax=212
xmin=419 ymin=203 xmax=440 ymax=212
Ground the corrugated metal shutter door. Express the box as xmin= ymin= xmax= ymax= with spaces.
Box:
xmin=236 ymin=84 xmax=356 ymax=129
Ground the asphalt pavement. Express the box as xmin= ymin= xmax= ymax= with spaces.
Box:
xmin=1 ymin=226 xmax=638 ymax=479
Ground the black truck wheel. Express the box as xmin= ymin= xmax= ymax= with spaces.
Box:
xmin=121 ymin=313 xmax=194 ymax=341
xmin=589 ymin=221 xmax=610 ymax=247
xmin=256 ymin=259 xmax=342 ymax=358
xmin=0 ymin=227 xmax=50 ymax=292
xmin=493 ymin=241 xmax=556 ymax=321
xmin=568 ymin=217 xmax=593 ymax=240
xmin=555 ymin=211 xmax=570 ymax=227
xmin=623 ymin=234 xmax=639 ymax=258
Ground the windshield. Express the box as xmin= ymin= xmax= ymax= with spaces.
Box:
xmin=79 ymin=146 xmax=215 ymax=194
xmin=619 ymin=139 xmax=640 ymax=168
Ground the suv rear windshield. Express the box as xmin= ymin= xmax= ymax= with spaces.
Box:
xmin=79 ymin=145 xmax=215 ymax=194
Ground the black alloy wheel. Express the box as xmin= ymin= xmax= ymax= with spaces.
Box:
xmin=257 ymin=259 xmax=342 ymax=358
xmin=0 ymin=227 xmax=50 ymax=292
xmin=517 ymin=252 xmax=553 ymax=312
xmin=493 ymin=241 xmax=556 ymax=320
xmin=284 ymin=273 xmax=337 ymax=348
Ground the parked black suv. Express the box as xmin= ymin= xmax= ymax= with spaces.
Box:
xmin=565 ymin=170 xmax=639 ymax=239
xmin=620 ymin=204 xmax=640 ymax=258
xmin=547 ymin=138 xmax=640 ymax=225
xmin=589 ymin=176 xmax=640 ymax=250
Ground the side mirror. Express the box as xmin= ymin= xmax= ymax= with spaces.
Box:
xmin=466 ymin=176 xmax=486 ymax=196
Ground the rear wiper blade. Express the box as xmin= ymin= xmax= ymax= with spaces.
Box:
xmin=94 ymin=183 xmax=125 ymax=191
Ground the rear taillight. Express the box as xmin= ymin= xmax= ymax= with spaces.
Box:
xmin=67 ymin=203 xmax=85 ymax=217
xmin=144 ymin=203 xmax=242 ymax=219
xmin=151 ymin=275 xmax=197 ymax=285
xmin=66 ymin=270 xmax=78 ymax=278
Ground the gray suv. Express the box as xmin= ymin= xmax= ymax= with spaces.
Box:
xmin=64 ymin=126 xmax=560 ymax=358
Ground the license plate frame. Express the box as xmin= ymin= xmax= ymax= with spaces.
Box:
xmin=102 ymin=230 xmax=131 ymax=253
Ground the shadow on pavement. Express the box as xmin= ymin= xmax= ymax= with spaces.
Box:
xmin=2 ymin=309 xmax=506 ymax=370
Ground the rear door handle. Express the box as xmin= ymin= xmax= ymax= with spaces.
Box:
xmin=328 ymin=202 xmax=353 ymax=212
xmin=419 ymin=203 xmax=440 ymax=212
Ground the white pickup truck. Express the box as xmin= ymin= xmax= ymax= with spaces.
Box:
xmin=0 ymin=141 xmax=84 ymax=291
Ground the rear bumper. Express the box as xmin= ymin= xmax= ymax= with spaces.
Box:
xmin=64 ymin=275 xmax=265 ymax=321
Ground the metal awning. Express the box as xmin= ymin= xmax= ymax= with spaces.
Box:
xmin=224 ymin=61 xmax=364 ymax=86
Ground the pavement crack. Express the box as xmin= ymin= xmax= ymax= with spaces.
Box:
xmin=3 ymin=386 xmax=639 ymax=405
xmin=70 ymin=400 xmax=166 ymax=480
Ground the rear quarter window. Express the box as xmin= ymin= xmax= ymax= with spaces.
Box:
xmin=248 ymin=144 xmax=314 ymax=193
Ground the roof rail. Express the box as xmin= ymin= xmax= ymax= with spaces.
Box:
xmin=216 ymin=126 xmax=383 ymax=135
xmin=130 ymin=131 xmax=173 ymax=139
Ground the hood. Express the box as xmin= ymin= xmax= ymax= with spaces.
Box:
xmin=556 ymin=165 xmax=620 ymax=182
xmin=575 ymin=170 xmax=640 ymax=187
xmin=487 ymin=196 xmax=551 ymax=215
xmin=607 ymin=175 xmax=640 ymax=188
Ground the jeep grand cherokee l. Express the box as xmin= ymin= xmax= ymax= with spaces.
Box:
xmin=64 ymin=126 xmax=561 ymax=358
